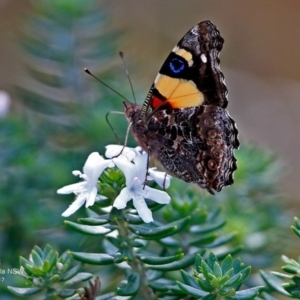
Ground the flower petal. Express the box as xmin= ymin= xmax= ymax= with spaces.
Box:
xmin=132 ymin=195 xmax=153 ymax=223
xmin=83 ymin=152 xmax=112 ymax=184
xmin=105 ymin=145 xmax=137 ymax=161
xmin=133 ymin=153 xmax=148 ymax=180
xmin=148 ymin=169 xmax=171 ymax=189
xmin=144 ymin=186 xmax=171 ymax=204
xmin=57 ymin=182 xmax=86 ymax=194
xmin=113 ymin=187 xmax=132 ymax=209
xmin=113 ymin=157 xmax=136 ymax=187
xmin=85 ymin=186 xmax=98 ymax=207
xmin=72 ymin=170 xmax=82 ymax=176
xmin=62 ymin=193 xmax=87 ymax=217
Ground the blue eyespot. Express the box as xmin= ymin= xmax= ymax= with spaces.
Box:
xmin=169 ymin=58 xmax=185 ymax=74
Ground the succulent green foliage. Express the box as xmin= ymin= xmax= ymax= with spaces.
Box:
xmin=53 ymin=176 xmax=247 ymax=299
xmin=7 ymin=244 xmax=94 ymax=299
xmin=261 ymin=217 xmax=300 ymax=298
xmin=214 ymin=145 xmax=290 ymax=269
xmin=177 ymin=253 xmax=263 ymax=299
xmin=6 ymin=145 xmax=290 ymax=299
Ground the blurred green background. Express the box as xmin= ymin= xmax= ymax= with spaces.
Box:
xmin=0 ymin=0 xmax=299 ymax=298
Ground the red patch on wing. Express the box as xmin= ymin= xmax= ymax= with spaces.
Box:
xmin=151 ymin=95 xmax=165 ymax=109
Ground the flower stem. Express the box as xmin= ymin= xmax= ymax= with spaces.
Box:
xmin=117 ymin=218 xmax=158 ymax=300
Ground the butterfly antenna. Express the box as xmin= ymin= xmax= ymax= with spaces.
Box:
xmin=84 ymin=68 xmax=130 ymax=102
xmin=119 ymin=51 xmax=137 ymax=104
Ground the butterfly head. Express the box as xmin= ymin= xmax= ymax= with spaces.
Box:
xmin=123 ymin=101 xmax=141 ymax=123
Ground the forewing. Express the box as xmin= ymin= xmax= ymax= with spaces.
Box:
xmin=140 ymin=21 xmax=228 ymax=119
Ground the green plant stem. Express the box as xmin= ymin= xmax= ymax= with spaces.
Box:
xmin=117 ymin=218 xmax=158 ymax=300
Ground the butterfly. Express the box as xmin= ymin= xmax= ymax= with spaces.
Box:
xmin=124 ymin=21 xmax=239 ymax=194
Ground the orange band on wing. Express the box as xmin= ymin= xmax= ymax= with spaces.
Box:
xmin=168 ymin=92 xmax=203 ymax=108
xmin=154 ymin=75 xmax=204 ymax=109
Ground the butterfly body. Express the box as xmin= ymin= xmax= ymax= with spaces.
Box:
xmin=125 ymin=21 xmax=239 ymax=194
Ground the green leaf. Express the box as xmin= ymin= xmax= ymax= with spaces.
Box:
xmin=124 ymin=213 xmax=144 ymax=225
xmin=116 ymin=271 xmax=141 ymax=296
xmin=59 ymin=252 xmax=71 ymax=265
xmin=106 ymin=236 xmax=122 ymax=248
xmin=260 ymin=270 xmax=291 ymax=296
xmin=159 ymin=236 xmax=181 ymax=248
xmin=213 ymin=261 xmax=222 ymax=277
xmin=283 ymin=283 xmax=300 ymax=298
xmin=31 ymin=249 xmax=44 ymax=268
xmin=220 ymin=288 xmax=236 ymax=297
xmin=70 ymin=252 xmax=114 ymax=265
xmin=225 ymin=267 xmax=251 ymax=288
xmin=42 ymin=260 xmax=51 ymax=273
xmin=30 ymin=266 xmax=45 ymax=276
xmin=189 ymin=233 xmax=218 ymax=246
xmin=149 ymin=279 xmax=176 ymax=292
xmin=44 ymin=248 xmax=57 ymax=271
xmin=191 ymin=219 xmax=226 ymax=234
xmin=129 ymin=240 xmax=145 ymax=248
xmin=78 ymin=217 xmax=109 ymax=225
xmin=271 ymin=271 xmax=292 ymax=279
xmin=64 ymin=221 xmax=112 ymax=235
xmin=230 ymin=286 xmax=263 ymax=299
xmin=137 ymin=253 xmax=184 ymax=265
xmin=282 ymin=265 xmax=299 ymax=274
xmin=7 ymin=287 xmax=41 ymax=296
xmin=195 ymin=254 xmax=204 ymax=272
xmin=33 ymin=245 xmax=43 ymax=257
xmin=291 ymin=225 xmax=300 ymax=238
xmin=180 ymin=270 xmax=199 ymax=288
xmin=293 ymin=217 xmax=300 ymax=230
xmin=60 ymin=263 xmax=83 ymax=281
xmin=207 ymin=253 xmax=218 ymax=270
xmin=128 ymin=216 xmax=191 ymax=239
xmin=19 ymin=257 xmax=34 ymax=275
xmin=63 ymin=272 xmax=93 ymax=286
xmin=49 ymin=274 xmax=60 ymax=282
xmin=224 ymin=273 xmax=243 ymax=288
xmin=148 ymin=252 xmax=201 ymax=271
xmin=177 ymin=282 xmax=209 ymax=297
xmin=222 ymin=255 xmax=233 ymax=274
xmin=109 ymin=207 xmax=125 ymax=221
xmin=57 ymin=289 xmax=77 ymax=298
xmin=201 ymin=260 xmax=214 ymax=280
xmin=43 ymin=244 xmax=54 ymax=259
xmin=198 ymin=277 xmax=214 ymax=292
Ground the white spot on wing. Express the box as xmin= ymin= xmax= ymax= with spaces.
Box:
xmin=201 ymin=54 xmax=207 ymax=63
xmin=172 ymin=46 xmax=179 ymax=53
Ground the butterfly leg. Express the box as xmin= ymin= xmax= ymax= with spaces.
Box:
xmin=142 ymin=147 xmax=151 ymax=189
xmin=111 ymin=122 xmax=133 ymax=158
xmin=162 ymin=172 xmax=168 ymax=190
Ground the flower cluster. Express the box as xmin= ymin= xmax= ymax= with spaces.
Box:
xmin=57 ymin=145 xmax=171 ymax=223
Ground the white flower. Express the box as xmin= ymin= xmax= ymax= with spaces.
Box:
xmin=105 ymin=144 xmax=142 ymax=161
xmin=148 ymin=168 xmax=171 ymax=189
xmin=113 ymin=153 xmax=171 ymax=223
xmin=58 ymin=152 xmax=113 ymax=217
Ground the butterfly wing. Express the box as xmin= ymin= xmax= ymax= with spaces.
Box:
xmin=140 ymin=21 xmax=228 ymax=119
xmin=125 ymin=20 xmax=239 ymax=193
xmin=145 ymin=105 xmax=239 ymax=193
